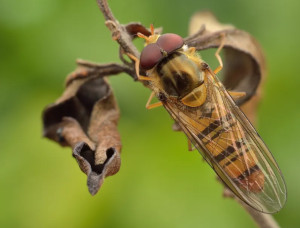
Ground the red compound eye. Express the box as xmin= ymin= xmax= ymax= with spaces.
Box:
xmin=140 ymin=43 xmax=163 ymax=70
xmin=156 ymin=33 xmax=184 ymax=53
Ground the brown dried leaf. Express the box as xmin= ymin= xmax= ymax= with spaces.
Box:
xmin=42 ymin=64 xmax=121 ymax=195
xmin=185 ymin=11 xmax=266 ymax=122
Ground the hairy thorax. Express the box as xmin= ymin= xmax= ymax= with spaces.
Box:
xmin=153 ymin=52 xmax=203 ymax=99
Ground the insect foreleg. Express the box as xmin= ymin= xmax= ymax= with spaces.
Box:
xmin=126 ymin=53 xmax=152 ymax=81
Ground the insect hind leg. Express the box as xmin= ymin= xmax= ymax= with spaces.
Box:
xmin=146 ymin=91 xmax=163 ymax=109
xmin=213 ymin=33 xmax=225 ymax=75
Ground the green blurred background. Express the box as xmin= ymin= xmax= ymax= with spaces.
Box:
xmin=1 ymin=0 xmax=299 ymax=227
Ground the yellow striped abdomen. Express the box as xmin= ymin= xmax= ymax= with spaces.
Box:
xmin=199 ymin=113 xmax=265 ymax=193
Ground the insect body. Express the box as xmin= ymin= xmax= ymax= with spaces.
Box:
xmin=128 ymin=26 xmax=286 ymax=213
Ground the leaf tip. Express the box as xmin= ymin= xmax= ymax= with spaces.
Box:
xmin=87 ymin=172 xmax=103 ymax=195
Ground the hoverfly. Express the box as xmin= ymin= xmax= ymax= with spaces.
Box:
xmin=127 ymin=25 xmax=286 ymax=213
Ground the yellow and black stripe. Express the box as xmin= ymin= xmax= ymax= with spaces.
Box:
xmin=197 ymin=112 xmax=265 ymax=192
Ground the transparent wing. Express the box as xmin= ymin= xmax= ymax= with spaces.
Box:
xmin=162 ymin=69 xmax=286 ymax=213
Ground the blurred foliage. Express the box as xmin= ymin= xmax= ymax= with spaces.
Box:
xmin=1 ymin=0 xmax=300 ymax=227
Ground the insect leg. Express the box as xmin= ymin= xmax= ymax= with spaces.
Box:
xmin=228 ymin=91 xmax=246 ymax=100
xmin=137 ymin=33 xmax=150 ymax=40
xmin=137 ymin=24 xmax=155 ymax=40
xmin=126 ymin=53 xmax=152 ymax=81
xmin=187 ymin=47 xmax=196 ymax=55
xmin=213 ymin=34 xmax=225 ymax=75
xmin=146 ymin=91 xmax=163 ymax=109
xmin=150 ymin=24 xmax=155 ymax=35
xmin=187 ymin=139 xmax=195 ymax=151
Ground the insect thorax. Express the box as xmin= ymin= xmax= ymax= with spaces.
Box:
xmin=155 ymin=52 xmax=203 ymax=98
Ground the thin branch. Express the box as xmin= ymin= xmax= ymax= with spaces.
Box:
xmin=223 ymin=188 xmax=280 ymax=228
xmin=65 ymin=60 xmax=136 ymax=86
xmin=96 ymin=0 xmax=140 ymax=57
xmin=76 ymin=59 xmax=135 ymax=77
xmin=96 ymin=0 xmax=116 ymax=21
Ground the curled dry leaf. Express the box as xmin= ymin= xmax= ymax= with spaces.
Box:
xmin=185 ymin=11 xmax=266 ymax=123
xmin=42 ymin=64 xmax=121 ymax=195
